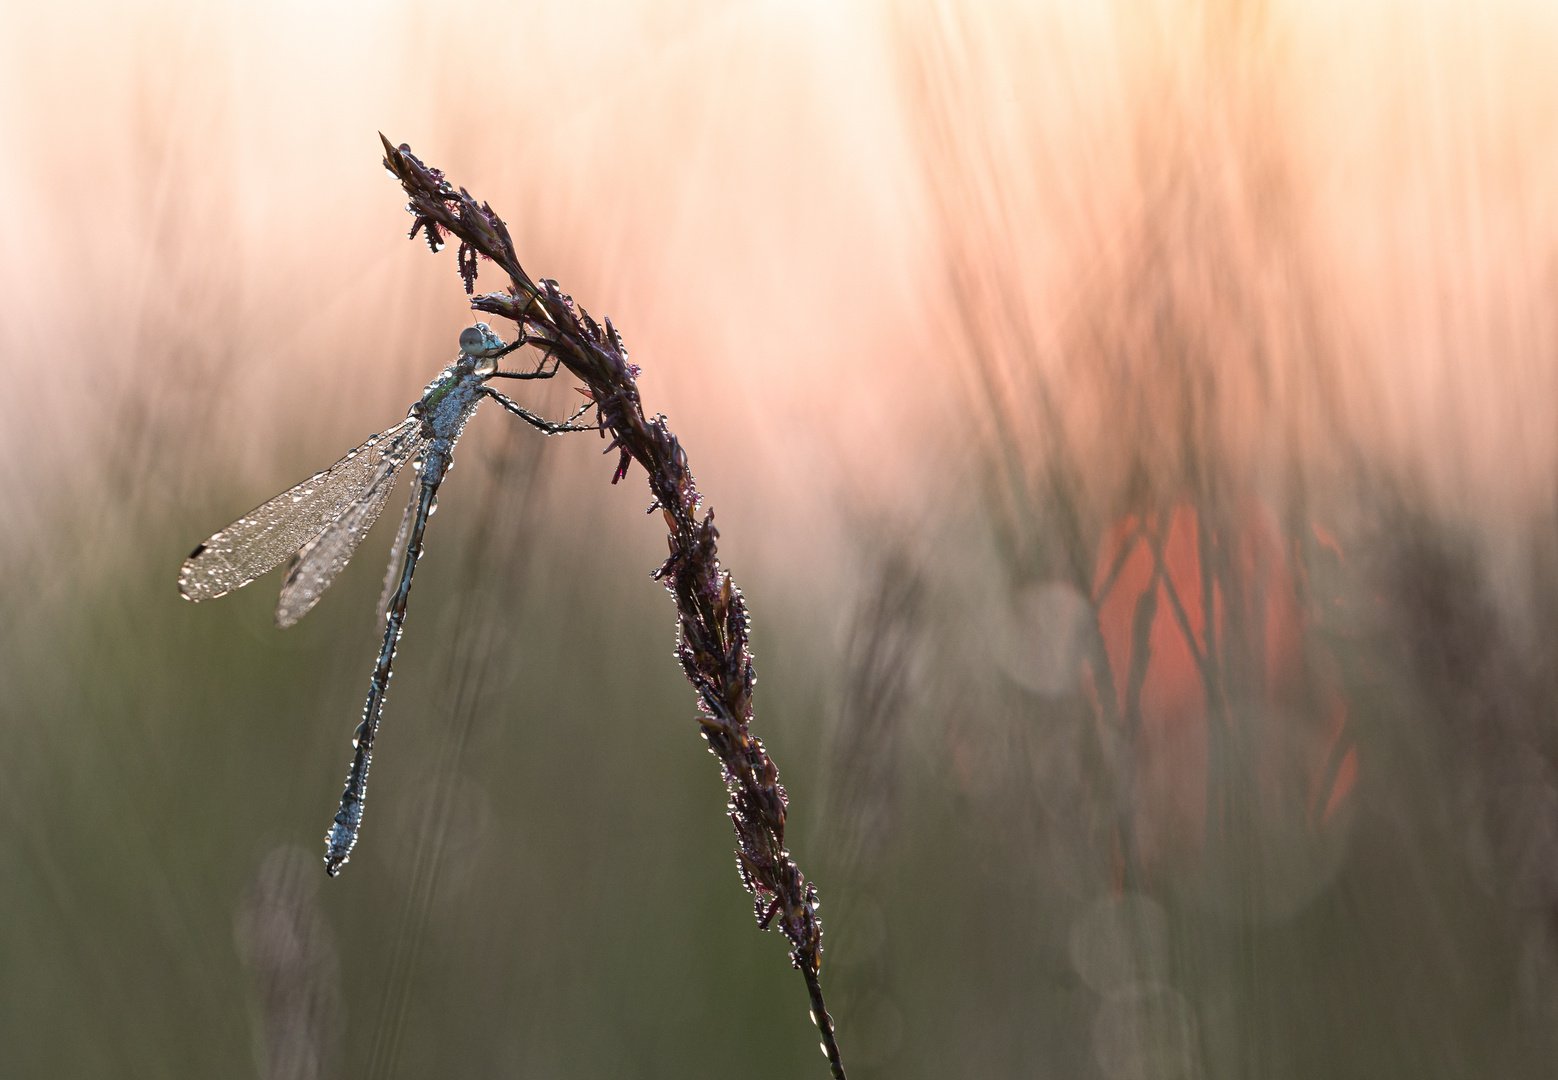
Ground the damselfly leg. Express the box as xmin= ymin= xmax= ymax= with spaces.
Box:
xmin=481 ymin=389 xmax=595 ymax=435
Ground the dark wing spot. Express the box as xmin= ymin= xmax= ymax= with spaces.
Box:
xmin=188 ymin=543 xmax=206 ymax=559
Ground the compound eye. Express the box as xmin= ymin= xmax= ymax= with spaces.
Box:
xmin=458 ymin=325 xmax=489 ymax=355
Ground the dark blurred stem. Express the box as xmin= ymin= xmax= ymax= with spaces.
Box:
xmin=804 ymin=964 xmax=847 ymax=1080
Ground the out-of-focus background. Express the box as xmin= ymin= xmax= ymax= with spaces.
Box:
xmin=3 ymin=1 xmax=1557 ymax=1077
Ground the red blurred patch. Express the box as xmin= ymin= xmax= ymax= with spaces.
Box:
xmin=1086 ymin=503 xmax=1356 ymax=882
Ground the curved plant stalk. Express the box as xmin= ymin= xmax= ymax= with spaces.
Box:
xmin=379 ymin=135 xmax=846 ymax=1079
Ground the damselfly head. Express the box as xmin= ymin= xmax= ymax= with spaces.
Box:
xmin=459 ymin=322 xmax=505 ymax=359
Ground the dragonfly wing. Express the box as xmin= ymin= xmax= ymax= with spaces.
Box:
xmin=179 ymin=418 xmax=423 ymax=602
xmin=274 ymin=436 xmax=428 ymax=629
xmin=375 ymin=479 xmax=419 ymax=624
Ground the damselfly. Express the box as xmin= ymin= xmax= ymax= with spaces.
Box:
xmin=178 ymin=324 xmax=591 ymax=874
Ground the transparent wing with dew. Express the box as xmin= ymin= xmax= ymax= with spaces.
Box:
xmin=274 ymin=436 xmax=428 ymax=628
xmin=179 ymin=417 xmax=424 ymax=603
xmin=375 ymin=479 xmax=419 ymax=624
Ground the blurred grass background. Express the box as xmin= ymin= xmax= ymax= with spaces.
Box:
xmin=2 ymin=1 xmax=1558 ymax=1077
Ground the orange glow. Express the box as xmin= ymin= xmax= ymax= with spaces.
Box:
xmin=1088 ymin=502 xmax=1355 ymax=880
